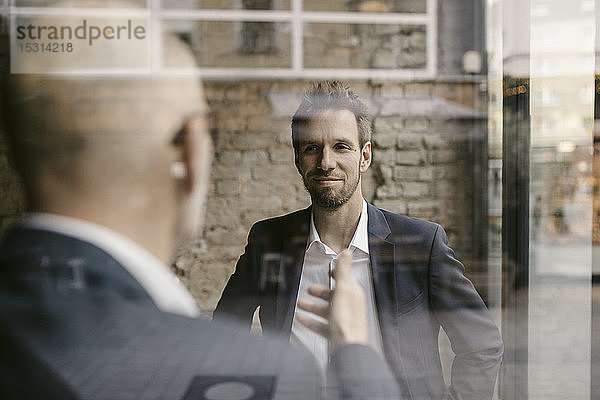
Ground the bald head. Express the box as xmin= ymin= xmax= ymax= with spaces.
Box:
xmin=2 ymin=3 xmax=212 ymax=259
xmin=7 ymin=75 xmax=203 ymax=180
xmin=4 ymin=18 xmax=205 ymax=200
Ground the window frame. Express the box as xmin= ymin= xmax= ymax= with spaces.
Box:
xmin=4 ymin=0 xmax=437 ymax=79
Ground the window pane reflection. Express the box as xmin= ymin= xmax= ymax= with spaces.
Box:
xmin=303 ymin=23 xmax=426 ymax=69
xmin=303 ymin=0 xmax=426 ymax=13
xmin=163 ymin=20 xmax=292 ymax=68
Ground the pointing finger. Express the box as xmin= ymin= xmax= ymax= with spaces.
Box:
xmin=332 ymin=249 xmax=353 ymax=281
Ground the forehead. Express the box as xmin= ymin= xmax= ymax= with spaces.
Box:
xmin=300 ymin=109 xmax=359 ymax=144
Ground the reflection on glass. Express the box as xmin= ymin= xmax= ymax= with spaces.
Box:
xmin=528 ymin=1 xmax=594 ymax=399
xmin=303 ymin=0 xmax=425 ymax=13
xmin=162 ymin=0 xmax=290 ymax=10
xmin=163 ymin=20 xmax=291 ymax=68
xmin=303 ymin=23 xmax=426 ymax=69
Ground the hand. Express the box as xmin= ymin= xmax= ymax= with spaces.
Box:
xmin=296 ymin=250 xmax=368 ymax=351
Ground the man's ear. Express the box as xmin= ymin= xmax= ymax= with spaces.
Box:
xmin=180 ymin=117 xmax=210 ymax=194
xmin=360 ymin=141 xmax=372 ymax=173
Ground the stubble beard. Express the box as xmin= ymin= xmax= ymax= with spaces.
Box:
xmin=303 ymin=170 xmax=361 ymax=211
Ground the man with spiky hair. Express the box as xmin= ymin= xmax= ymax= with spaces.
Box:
xmin=215 ymin=81 xmax=504 ymax=400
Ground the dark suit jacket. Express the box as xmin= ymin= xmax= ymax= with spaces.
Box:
xmin=0 ymin=225 xmax=399 ymax=400
xmin=214 ymin=203 xmax=504 ymax=400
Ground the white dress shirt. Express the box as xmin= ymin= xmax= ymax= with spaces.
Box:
xmin=20 ymin=213 xmax=200 ymax=318
xmin=290 ymin=200 xmax=384 ymax=372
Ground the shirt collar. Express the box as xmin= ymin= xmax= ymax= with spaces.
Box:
xmin=307 ymin=199 xmax=369 ymax=255
xmin=19 ymin=213 xmax=200 ymax=318
xmin=351 ymin=200 xmax=370 ymax=254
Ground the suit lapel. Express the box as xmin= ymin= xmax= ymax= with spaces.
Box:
xmin=367 ymin=204 xmax=397 ymax=324
xmin=368 ymin=205 xmax=418 ymax=398
xmin=276 ymin=207 xmax=311 ymax=332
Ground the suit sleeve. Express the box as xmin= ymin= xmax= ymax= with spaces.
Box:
xmin=330 ymin=344 xmax=400 ymax=400
xmin=429 ymin=225 xmax=503 ymax=400
xmin=213 ymin=225 xmax=261 ymax=328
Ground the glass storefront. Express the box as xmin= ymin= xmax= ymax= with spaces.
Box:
xmin=2 ymin=0 xmax=600 ymax=398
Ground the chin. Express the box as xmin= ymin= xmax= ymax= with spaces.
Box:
xmin=311 ymin=193 xmax=348 ymax=210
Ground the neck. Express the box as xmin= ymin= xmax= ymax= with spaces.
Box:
xmin=312 ymin=190 xmax=364 ymax=254
xmin=34 ymin=193 xmax=177 ymax=264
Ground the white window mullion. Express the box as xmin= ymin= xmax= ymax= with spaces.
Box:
xmin=159 ymin=9 xmax=292 ymax=22
xmin=192 ymin=67 xmax=434 ymax=80
xmin=7 ymin=1 xmax=437 ymax=79
xmin=8 ymin=6 xmax=150 ymax=18
xmin=151 ymin=0 xmax=161 ymax=73
xmin=301 ymin=11 xmax=428 ymax=24
xmin=426 ymin=0 xmax=437 ymax=78
xmin=291 ymin=0 xmax=302 ymax=72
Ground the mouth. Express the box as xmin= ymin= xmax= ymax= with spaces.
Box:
xmin=312 ymin=177 xmax=343 ymax=186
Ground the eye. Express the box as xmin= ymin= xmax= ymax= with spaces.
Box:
xmin=334 ymin=143 xmax=352 ymax=151
xmin=303 ymin=145 xmax=319 ymax=153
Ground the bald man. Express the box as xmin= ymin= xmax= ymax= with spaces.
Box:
xmin=0 ymin=7 xmax=398 ymax=400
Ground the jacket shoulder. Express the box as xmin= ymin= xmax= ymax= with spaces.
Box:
xmin=378 ymin=208 xmax=440 ymax=238
xmin=249 ymin=208 xmax=310 ymax=236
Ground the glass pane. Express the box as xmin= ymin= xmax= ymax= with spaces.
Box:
xmin=163 ymin=20 xmax=291 ymax=68
xmin=162 ymin=0 xmax=290 ymax=10
xmin=13 ymin=1 xmax=600 ymax=400
xmin=489 ymin=1 xmax=596 ymax=399
xmin=303 ymin=0 xmax=426 ymax=13
xmin=528 ymin=1 xmax=595 ymax=398
xmin=12 ymin=0 xmax=148 ymax=6
xmin=303 ymin=23 xmax=426 ymax=69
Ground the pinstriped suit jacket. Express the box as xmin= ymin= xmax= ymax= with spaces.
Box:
xmin=0 ymin=226 xmax=399 ymax=400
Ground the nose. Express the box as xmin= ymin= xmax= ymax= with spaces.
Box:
xmin=318 ymin=147 xmax=335 ymax=171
